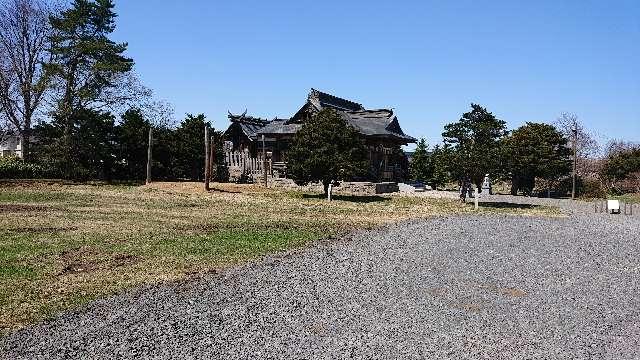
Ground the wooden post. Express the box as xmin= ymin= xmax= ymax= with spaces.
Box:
xmin=474 ymin=186 xmax=479 ymax=210
xmin=146 ymin=128 xmax=153 ymax=185
xmin=262 ymin=135 xmax=267 ymax=187
xmin=204 ymin=126 xmax=210 ymax=191
xmin=214 ymin=136 xmax=217 ymax=182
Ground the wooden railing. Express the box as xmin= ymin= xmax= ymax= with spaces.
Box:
xmin=224 ymin=151 xmax=271 ymax=180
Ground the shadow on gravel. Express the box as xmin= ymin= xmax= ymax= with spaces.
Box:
xmin=479 ymin=202 xmax=538 ymax=210
xmin=301 ymin=194 xmax=390 ymax=203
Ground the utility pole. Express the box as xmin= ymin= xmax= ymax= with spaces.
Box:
xmin=204 ymin=126 xmax=210 ymax=191
xmin=571 ymin=121 xmax=578 ymax=200
xmin=146 ymin=128 xmax=153 ymax=185
xmin=262 ymin=135 xmax=268 ymax=187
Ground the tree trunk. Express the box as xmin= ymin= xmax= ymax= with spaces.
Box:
xmin=21 ymin=127 xmax=31 ymax=162
xmin=510 ymin=176 xmax=519 ymax=196
xmin=474 ymin=178 xmax=482 ymax=193
xmin=62 ymin=67 xmax=77 ymax=179
xmin=323 ymin=180 xmax=331 ymax=199
xmin=63 ymin=112 xmax=73 ymax=179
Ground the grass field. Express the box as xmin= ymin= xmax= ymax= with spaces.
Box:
xmin=0 ymin=181 xmax=561 ymax=334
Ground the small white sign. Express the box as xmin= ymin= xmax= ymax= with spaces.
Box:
xmin=607 ymin=200 xmax=620 ymax=214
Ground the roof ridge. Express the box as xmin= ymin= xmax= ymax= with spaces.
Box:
xmin=309 ymin=88 xmax=364 ymax=111
xmin=227 ymin=111 xmax=272 ymax=125
xmin=346 ymin=108 xmax=393 ymax=113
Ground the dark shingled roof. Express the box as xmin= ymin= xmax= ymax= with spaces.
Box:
xmin=256 ymin=119 xmax=301 ymax=135
xmin=227 ymin=111 xmax=286 ymax=140
xmin=257 ymin=108 xmax=416 ymax=144
xmin=231 ymin=89 xmax=416 ymax=144
xmin=341 ymin=109 xmax=416 ymax=143
xmin=308 ymin=88 xmax=364 ymax=112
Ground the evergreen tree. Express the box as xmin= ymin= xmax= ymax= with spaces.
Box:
xmin=32 ymin=108 xmax=117 ymax=179
xmin=149 ymin=124 xmax=175 ymax=180
xmin=430 ymin=144 xmax=451 ymax=190
xmin=74 ymin=109 xmax=118 ymax=180
xmin=601 ymin=144 xmax=640 ymax=193
xmin=117 ymin=108 xmax=151 ymax=180
xmin=410 ymin=138 xmax=432 ymax=181
xmin=287 ymin=108 xmax=369 ymax=195
xmin=503 ymin=122 xmax=572 ymax=195
xmin=46 ymin=0 xmax=133 ymax=178
xmin=442 ymin=104 xmax=508 ymax=190
xmin=171 ymin=114 xmax=209 ymax=180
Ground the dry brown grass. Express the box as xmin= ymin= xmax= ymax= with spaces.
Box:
xmin=0 ymin=181 xmax=560 ymax=335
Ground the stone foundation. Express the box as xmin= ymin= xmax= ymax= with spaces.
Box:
xmin=269 ymin=178 xmax=398 ymax=195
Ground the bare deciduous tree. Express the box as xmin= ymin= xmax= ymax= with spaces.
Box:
xmin=90 ymin=71 xmax=152 ymax=114
xmin=555 ymin=112 xmax=601 ymax=181
xmin=0 ymin=0 xmax=51 ymax=161
xmin=604 ymin=139 xmax=639 ymax=157
xmin=141 ymin=98 xmax=175 ymax=128
xmin=555 ymin=113 xmax=600 ymax=160
xmin=0 ymin=118 xmax=12 ymax=143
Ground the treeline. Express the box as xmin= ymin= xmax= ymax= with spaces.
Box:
xmin=1 ymin=110 xmax=226 ymax=181
xmin=410 ymin=104 xmax=639 ymax=197
xmin=0 ymin=0 xmax=193 ymax=180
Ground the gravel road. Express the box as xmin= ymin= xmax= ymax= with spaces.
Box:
xmin=2 ymin=198 xmax=640 ymax=359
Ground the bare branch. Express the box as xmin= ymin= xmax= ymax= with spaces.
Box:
xmin=0 ymin=0 xmax=52 ymax=160
xmin=140 ymin=98 xmax=176 ymax=128
xmin=554 ymin=112 xmax=600 ymax=159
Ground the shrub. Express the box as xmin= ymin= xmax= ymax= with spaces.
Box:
xmin=578 ymin=178 xmax=607 ymax=198
xmin=0 ymin=157 xmax=42 ymax=179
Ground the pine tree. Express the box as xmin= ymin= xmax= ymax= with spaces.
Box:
xmin=287 ymin=108 xmax=369 ymax=196
xmin=442 ymin=104 xmax=508 ymax=189
xmin=503 ymin=122 xmax=572 ymax=195
xmin=46 ymin=0 xmax=133 ymax=178
xmin=430 ymin=144 xmax=451 ymax=190
xmin=410 ymin=139 xmax=431 ymax=181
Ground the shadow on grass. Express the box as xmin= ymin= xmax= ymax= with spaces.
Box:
xmin=479 ymin=202 xmax=538 ymax=210
xmin=302 ymin=193 xmax=390 ymax=203
xmin=208 ymin=187 xmax=241 ymax=194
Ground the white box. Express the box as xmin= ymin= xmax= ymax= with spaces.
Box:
xmin=607 ymin=200 xmax=621 ymax=214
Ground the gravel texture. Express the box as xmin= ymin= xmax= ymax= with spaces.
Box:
xmin=2 ymin=198 xmax=640 ymax=359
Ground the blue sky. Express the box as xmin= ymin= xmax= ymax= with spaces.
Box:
xmin=113 ymin=0 xmax=639 ymax=148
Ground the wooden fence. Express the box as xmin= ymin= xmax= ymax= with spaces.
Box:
xmin=224 ymin=151 xmax=271 ymax=180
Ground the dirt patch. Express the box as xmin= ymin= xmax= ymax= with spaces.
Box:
xmin=58 ymin=247 xmax=140 ymax=275
xmin=309 ymin=322 xmax=327 ymax=335
xmin=453 ymin=302 xmax=484 ymax=313
xmin=500 ymin=288 xmax=527 ymax=297
xmin=10 ymin=226 xmax=78 ymax=234
xmin=428 ymin=287 xmax=448 ymax=297
xmin=0 ymin=204 xmax=51 ymax=213
xmin=112 ymin=254 xmax=139 ymax=268
xmin=60 ymin=260 xmax=101 ymax=274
